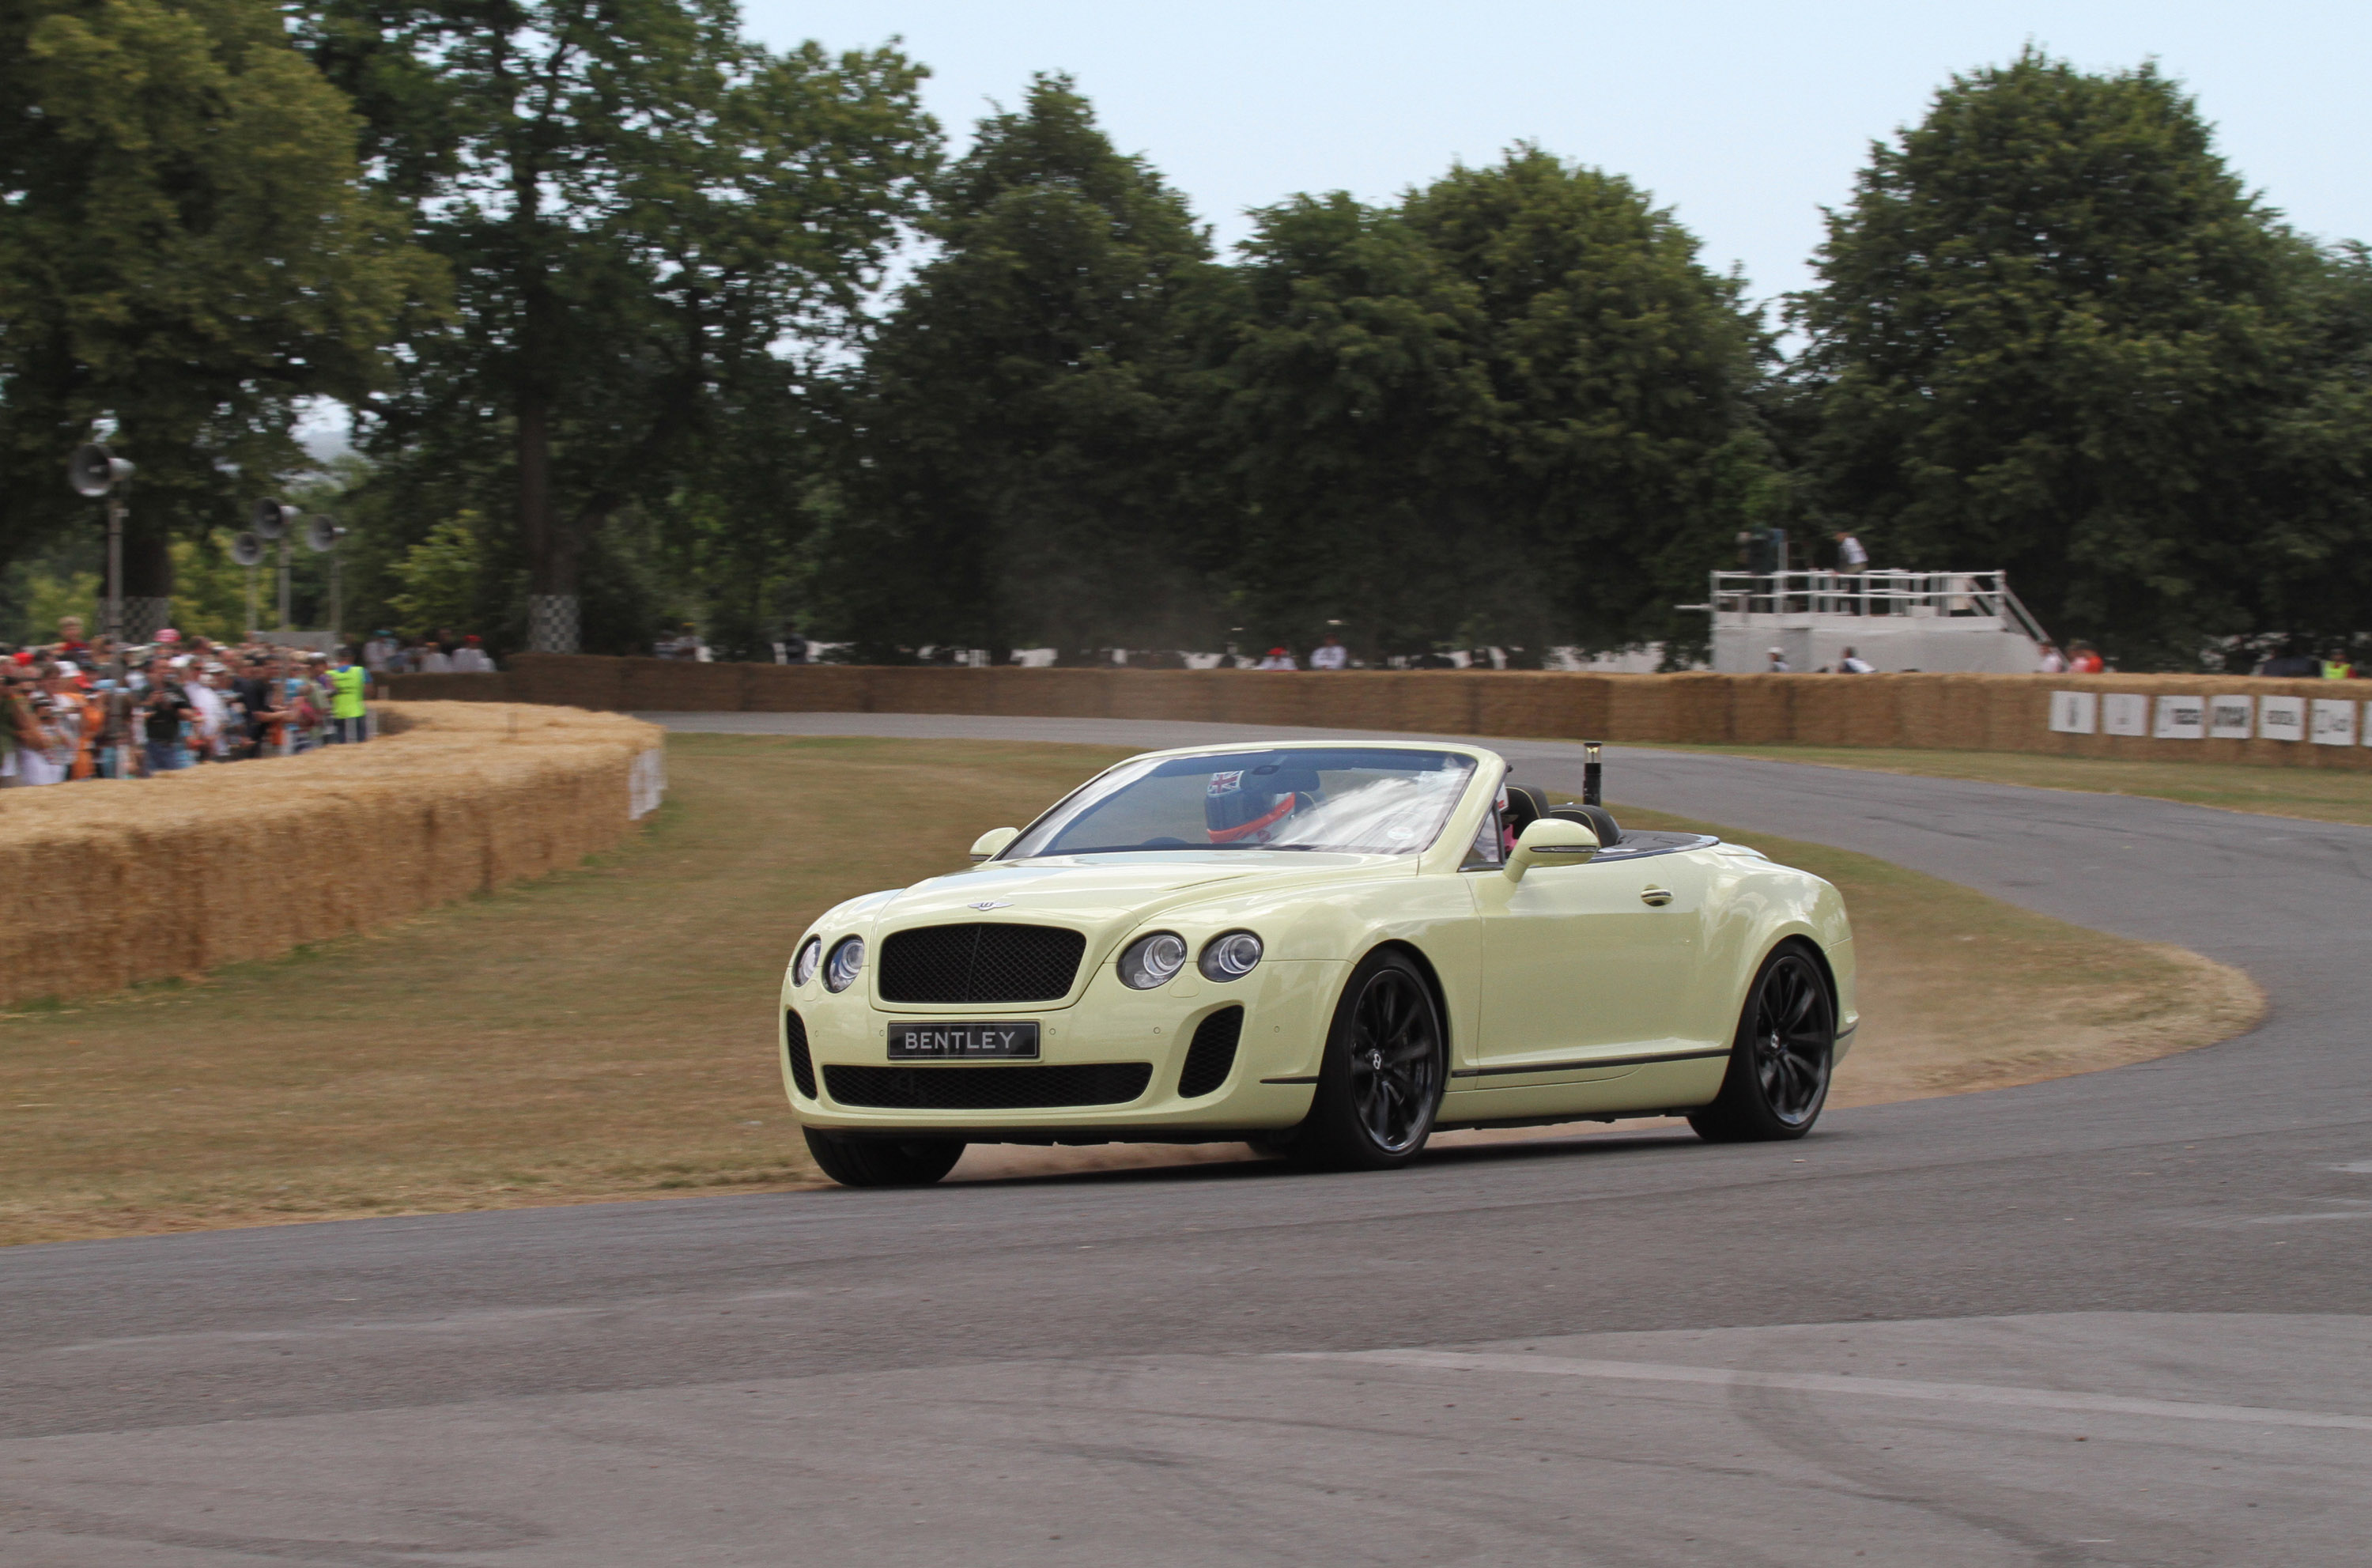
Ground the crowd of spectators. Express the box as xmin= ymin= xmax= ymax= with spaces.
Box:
xmin=1 ymin=617 xmax=374 ymax=788
xmin=362 ymin=629 xmax=497 ymax=675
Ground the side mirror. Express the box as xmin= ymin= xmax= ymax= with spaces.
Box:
xmin=1505 ymin=816 xmax=1597 ymax=882
xmin=969 ymin=826 xmax=1019 ymax=863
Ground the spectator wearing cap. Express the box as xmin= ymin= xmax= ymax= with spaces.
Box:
xmin=1256 ymin=646 xmax=1298 ymax=671
xmin=449 ymin=635 xmax=494 ymax=674
xmin=363 ymin=630 xmax=398 ymax=676
xmin=1766 ymin=646 xmax=1792 ymax=672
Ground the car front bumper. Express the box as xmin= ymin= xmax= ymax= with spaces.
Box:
xmin=781 ymin=960 xmax=1343 ymax=1139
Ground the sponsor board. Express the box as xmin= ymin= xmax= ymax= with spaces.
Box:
xmin=2310 ymin=697 xmax=2358 ymax=746
xmin=2101 ymin=693 xmax=2149 ymax=737
xmin=2048 ymin=691 xmax=2097 ymax=735
xmin=2261 ymin=695 xmax=2306 ymax=742
xmin=2208 ymin=697 xmax=2253 ymax=740
xmin=2153 ymin=694 xmax=2205 ymax=740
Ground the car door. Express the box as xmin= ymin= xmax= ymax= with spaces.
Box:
xmin=1469 ymin=851 xmax=1711 ymax=1082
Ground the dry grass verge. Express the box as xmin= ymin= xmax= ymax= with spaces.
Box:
xmin=1646 ymin=743 xmax=2372 ymax=829
xmin=0 ymin=737 xmax=2259 ymax=1242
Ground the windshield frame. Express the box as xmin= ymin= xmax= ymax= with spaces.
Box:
xmin=996 ymin=744 xmax=1490 ymax=861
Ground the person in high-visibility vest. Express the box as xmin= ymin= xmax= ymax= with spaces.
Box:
xmin=328 ymin=648 xmax=369 ymax=744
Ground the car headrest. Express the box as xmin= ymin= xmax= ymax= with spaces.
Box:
xmin=1504 ymin=784 xmax=1550 ymax=834
xmin=1547 ymin=803 xmax=1622 ymax=846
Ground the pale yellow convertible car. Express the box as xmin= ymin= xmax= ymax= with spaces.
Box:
xmin=780 ymin=741 xmax=1856 ymax=1187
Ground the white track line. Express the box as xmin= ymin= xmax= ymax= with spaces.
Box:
xmin=1282 ymin=1350 xmax=2372 ymax=1434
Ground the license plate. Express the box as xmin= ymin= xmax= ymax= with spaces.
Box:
xmin=887 ymin=1021 xmax=1041 ymax=1060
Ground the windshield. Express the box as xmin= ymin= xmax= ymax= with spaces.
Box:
xmin=1004 ymin=748 xmax=1479 ymax=858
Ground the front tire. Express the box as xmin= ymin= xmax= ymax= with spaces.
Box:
xmin=1690 ymin=943 xmax=1834 ymax=1143
xmin=802 ymin=1128 xmax=965 ymax=1188
xmin=1286 ymin=949 xmax=1446 ymax=1171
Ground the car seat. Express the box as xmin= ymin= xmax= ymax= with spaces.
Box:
xmin=1547 ymin=803 xmax=1622 ymax=846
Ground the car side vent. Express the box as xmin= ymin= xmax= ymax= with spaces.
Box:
xmin=1178 ymin=1007 xmax=1244 ymax=1098
xmin=784 ymin=1008 xmax=817 ymax=1098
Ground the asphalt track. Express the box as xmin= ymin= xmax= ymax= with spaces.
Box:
xmin=6 ymin=713 xmax=2370 ymax=1566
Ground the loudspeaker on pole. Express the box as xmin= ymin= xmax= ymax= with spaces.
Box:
xmin=250 ymin=499 xmax=296 ymax=539
xmin=68 ymin=444 xmax=134 ymax=497
xmin=231 ymin=531 xmax=266 ymax=567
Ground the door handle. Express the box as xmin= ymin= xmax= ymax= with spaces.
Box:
xmin=1640 ymin=886 xmax=1673 ymax=907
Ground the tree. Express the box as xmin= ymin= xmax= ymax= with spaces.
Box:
xmin=1793 ymin=50 xmax=2310 ymax=665
xmin=1211 ymin=150 xmax=1773 ymax=662
xmin=2249 ymin=243 xmax=2372 ymax=661
xmin=304 ymin=0 xmax=937 ymax=648
xmin=1403 ymin=148 xmax=1777 ymax=658
xmin=1206 ymin=192 xmax=1499 ymax=657
xmin=820 ymin=74 xmax=1221 ymax=659
xmin=0 ymin=0 xmax=435 ymax=630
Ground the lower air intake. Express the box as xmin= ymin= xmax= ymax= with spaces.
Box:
xmin=783 ymin=1009 xmax=817 ymax=1098
xmin=824 ymin=1063 xmax=1152 ymax=1112
xmin=1178 ymin=1007 xmax=1244 ymax=1098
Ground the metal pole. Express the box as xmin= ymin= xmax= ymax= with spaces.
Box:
xmin=1583 ymin=742 xmax=1603 ymax=807
xmin=104 ymin=493 xmax=124 ymax=679
xmin=330 ymin=552 xmax=342 ymax=650
xmin=278 ymin=539 xmax=291 ymax=630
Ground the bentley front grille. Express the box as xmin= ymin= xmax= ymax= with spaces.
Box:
xmin=877 ymin=923 xmax=1087 ymax=1003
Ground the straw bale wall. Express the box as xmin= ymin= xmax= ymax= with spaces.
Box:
xmin=383 ymin=657 xmax=2372 ymax=773
xmin=0 ymin=701 xmax=663 ymax=1007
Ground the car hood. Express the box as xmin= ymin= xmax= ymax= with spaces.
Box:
xmin=883 ymin=852 xmax=1391 ymax=924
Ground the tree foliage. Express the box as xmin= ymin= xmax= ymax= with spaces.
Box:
xmin=0 ymin=0 xmax=435 ymax=592
xmin=1792 ymin=49 xmax=2340 ymax=665
xmin=302 ymin=0 xmax=937 ymax=637
xmin=818 ymin=74 xmax=1220 ymax=659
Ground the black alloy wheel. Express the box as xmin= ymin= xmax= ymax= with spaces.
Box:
xmin=802 ymin=1128 xmax=965 ymax=1188
xmin=1690 ymin=943 xmax=1834 ymax=1143
xmin=1286 ymin=949 xmax=1446 ymax=1170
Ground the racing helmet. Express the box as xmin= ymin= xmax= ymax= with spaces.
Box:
xmin=1205 ymin=765 xmax=1320 ymax=844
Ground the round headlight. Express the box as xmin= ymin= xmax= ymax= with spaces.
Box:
xmin=1118 ymin=931 xmax=1188 ymax=990
xmin=824 ymin=935 xmax=865 ymax=994
xmin=1199 ymin=930 xmax=1263 ymax=981
xmin=791 ymin=937 xmax=822 ymax=988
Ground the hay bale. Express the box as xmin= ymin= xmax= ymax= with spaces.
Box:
xmin=0 ymin=701 xmax=662 ymax=1007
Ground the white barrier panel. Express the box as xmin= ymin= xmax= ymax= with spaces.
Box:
xmin=2310 ymin=697 xmax=2357 ymax=746
xmin=2208 ymin=697 xmax=2253 ymax=740
xmin=2048 ymin=691 xmax=2097 ymax=734
xmin=628 ymin=746 xmax=668 ymax=818
xmin=2153 ymin=694 xmax=2205 ymax=740
xmin=2261 ymin=694 xmax=2306 ymax=742
xmin=2102 ymin=694 xmax=2149 ymax=737
xmin=2365 ymin=701 xmax=2372 ymax=748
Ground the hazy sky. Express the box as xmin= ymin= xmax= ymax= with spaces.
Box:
xmin=745 ymin=0 xmax=2369 ymax=312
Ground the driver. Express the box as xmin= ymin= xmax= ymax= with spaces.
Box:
xmin=1205 ymin=768 xmax=1313 ymax=845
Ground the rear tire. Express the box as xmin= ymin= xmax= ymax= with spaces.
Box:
xmin=1286 ymin=949 xmax=1445 ymax=1172
xmin=802 ymin=1128 xmax=965 ymax=1188
xmin=1690 ymin=943 xmax=1834 ymax=1143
